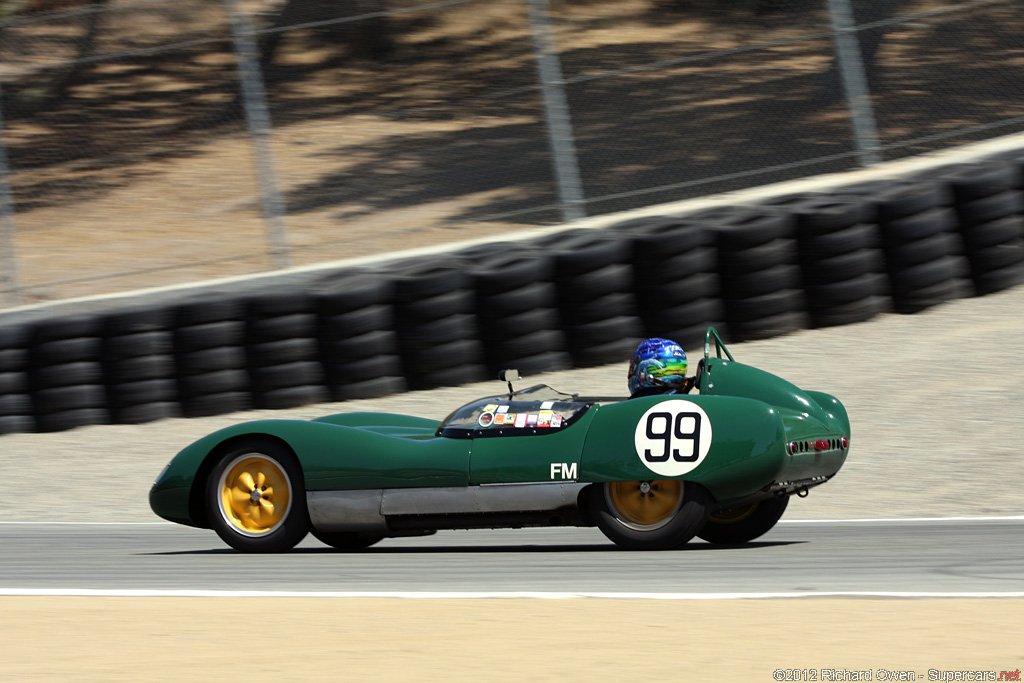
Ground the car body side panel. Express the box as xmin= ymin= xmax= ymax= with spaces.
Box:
xmin=577 ymin=394 xmax=787 ymax=503
xmin=468 ymin=409 xmax=598 ymax=484
xmin=290 ymin=425 xmax=470 ymax=491
xmin=149 ymin=417 xmax=470 ymax=527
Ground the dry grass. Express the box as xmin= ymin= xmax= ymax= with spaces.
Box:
xmin=3 ymin=0 xmax=1023 ymax=303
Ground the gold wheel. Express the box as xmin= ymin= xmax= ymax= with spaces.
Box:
xmin=709 ymin=501 xmax=759 ymax=525
xmin=217 ymin=453 xmax=293 ymax=537
xmin=606 ymin=480 xmax=683 ymax=530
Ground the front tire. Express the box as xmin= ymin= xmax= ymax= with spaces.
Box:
xmin=206 ymin=438 xmax=309 ymax=552
xmin=589 ymin=480 xmax=711 ymax=550
xmin=697 ymin=495 xmax=789 ymax=544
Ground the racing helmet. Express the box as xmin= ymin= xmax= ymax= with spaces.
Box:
xmin=627 ymin=337 xmax=688 ymax=396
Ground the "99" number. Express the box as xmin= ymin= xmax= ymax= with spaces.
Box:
xmin=633 ymin=400 xmax=712 ymax=476
xmin=643 ymin=411 xmax=701 ymax=463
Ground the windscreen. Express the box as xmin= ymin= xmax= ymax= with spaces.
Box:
xmin=437 ymin=385 xmax=592 ymax=438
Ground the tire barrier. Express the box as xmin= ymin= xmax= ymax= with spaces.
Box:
xmin=695 ymin=206 xmax=808 ymax=342
xmin=243 ymin=288 xmax=329 ymax=410
xmin=0 ymin=323 xmax=34 ymax=434
xmin=315 ymin=272 xmax=408 ymax=401
xmin=101 ymin=305 xmax=181 ymax=424
xmin=871 ymin=182 xmax=970 ymax=314
xmin=389 ymin=259 xmax=489 ymax=391
xmin=935 ymin=162 xmax=1024 ymax=296
xmin=27 ymin=314 xmax=110 ymax=432
xmin=2 ymin=154 xmax=1024 ymax=431
xmin=539 ymin=230 xmax=643 ymax=367
xmin=612 ymin=217 xmax=724 ymax=350
xmin=172 ymin=296 xmax=252 ymax=417
xmin=460 ymin=244 xmax=571 ymax=377
xmin=788 ymin=196 xmax=888 ymax=328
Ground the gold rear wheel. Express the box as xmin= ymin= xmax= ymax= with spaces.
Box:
xmin=697 ymin=496 xmax=789 ymax=544
xmin=589 ymin=479 xmax=710 ymax=550
xmin=708 ymin=501 xmax=759 ymax=525
xmin=606 ymin=480 xmax=683 ymax=530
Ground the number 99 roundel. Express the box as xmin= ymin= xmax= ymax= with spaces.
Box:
xmin=633 ymin=400 xmax=713 ymax=477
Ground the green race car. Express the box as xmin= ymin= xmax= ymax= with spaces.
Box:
xmin=150 ymin=328 xmax=850 ymax=552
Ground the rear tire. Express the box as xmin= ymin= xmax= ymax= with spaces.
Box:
xmin=697 ymin=496 xmax=789 ymax=544
xmin=207 ymin=439 xmax=309 ymax=552
xmin=589 ymin=480 xmax=711 ymax=550
xmin=310 ymin=529 xmax=384 ymax=551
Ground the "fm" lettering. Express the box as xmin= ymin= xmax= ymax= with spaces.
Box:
xmin=550 ymin=462 xmax=577 ymax=480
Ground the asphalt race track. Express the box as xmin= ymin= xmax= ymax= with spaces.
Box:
xmin=2 ymin=518 xmax=1021 ymax=596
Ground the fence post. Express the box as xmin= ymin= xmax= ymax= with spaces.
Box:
xmin=224 ymin=0 xmax=292 ymax=269
xmin=0 ymin=83 xmax=22 ymax=307
xmin=526 ymin=0 xmax=586 ymax=222
xmin=826 ymin=0 xmax=882 ymax=167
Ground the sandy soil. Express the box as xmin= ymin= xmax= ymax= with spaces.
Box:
xmin=2 ymin=597 xmax=1022 ymax=681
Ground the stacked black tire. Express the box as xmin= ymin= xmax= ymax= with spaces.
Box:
xmin=390 ymin=260 xmax=488 ymax=390
xmin=871 ymin=183 xmax=968 ymax=313
xmin=243 ymin=289 xmax=329 ymax=409
xmin=462 ymin=245 xmax=570 ymax=377
xmin=172 ymin=297 xmax=251 ymax=417
xmin=28 ymin=314 xmax=110 ymax=432
xmin=316 ymin=272 xmax=407 ymax=401
xmin=5 ymin=149 xmax=1024 ymax=434
xmin=694 ymin=207 xmax=806 ymax=341
xmin=938 ymin=162 xmax=1024 ymax=295
xmin=613 ymin=217 xmax=724 ymax=350
xmin=789 ymin=196 xmax=887 ymax=327
xmin=101 ymin=305 xmax=180 ymax=424
xmin=542 ymin=230 xmax=643 ymax=367
xmin=0 ymin=323 xmax=34 ymax=434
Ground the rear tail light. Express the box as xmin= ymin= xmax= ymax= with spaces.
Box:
xmin=789 ymin=438 xmax=848 ymax=454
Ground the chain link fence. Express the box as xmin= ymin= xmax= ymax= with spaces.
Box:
xmin=1 ymin=0 xmax=1022 ymax=305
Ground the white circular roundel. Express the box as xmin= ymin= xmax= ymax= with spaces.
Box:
xmin=633 ymin=400 xmax=713 ymax=477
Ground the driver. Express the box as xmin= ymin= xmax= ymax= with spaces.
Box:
xmin=627 ymin=337 xmax=696 ymax=398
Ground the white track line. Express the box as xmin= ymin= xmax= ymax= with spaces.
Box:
xmin=2 ymin=589 xmax=1023 ymax=599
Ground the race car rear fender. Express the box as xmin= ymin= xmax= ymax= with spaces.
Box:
xmin=577 ymin=394 xmax=787 ymax=503
xmin=804 ymin=390 xmax=850 ymax=436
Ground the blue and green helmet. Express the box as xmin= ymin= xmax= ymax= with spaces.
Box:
xmin=627 ymin=337 xmax=688 ymax=395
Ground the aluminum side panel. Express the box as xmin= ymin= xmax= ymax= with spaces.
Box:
xmin=307 ymin=483 xmax=587 ymax=532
